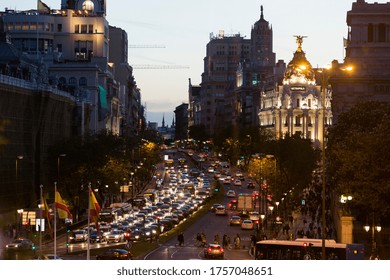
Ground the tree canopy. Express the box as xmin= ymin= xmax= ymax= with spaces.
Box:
xmin=327 ymin=101 xmax=390 ymax=223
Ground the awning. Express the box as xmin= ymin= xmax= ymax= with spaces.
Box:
xmin=98 ymin=85 xmax=108 ymax=110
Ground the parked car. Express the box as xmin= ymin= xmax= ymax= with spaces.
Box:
xmin=241 ymin=219 xmax=254 ymax=230
xmin=229 ymin=215 xmax=242 ymax=226
xmin=96 ymin=249 xmax=133 ymax=260
xmin=5 ymin=238 xmax=35 ymax=250
xmin=35 ymin=254 xmax=63 ymax=260
xmin=204 ymin=244 xmax=224 ymax=259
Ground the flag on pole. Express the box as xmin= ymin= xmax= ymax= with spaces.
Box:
xmin=54 ymin=191 xmax=72 ymax=219
xmin=89 ymin=189 xmax=101 ymax=229
xmin=42 ymin=196 xmax=53 ymax=238
xmin=38 ymin=0 xmax=50 ymax=13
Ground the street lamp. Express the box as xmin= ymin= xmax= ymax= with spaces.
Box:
xmin=364 ymin=213 xmax=382 ymax=259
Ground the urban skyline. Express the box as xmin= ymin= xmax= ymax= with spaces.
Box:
xmin=6 ymin=0 xmax=372 ymax=125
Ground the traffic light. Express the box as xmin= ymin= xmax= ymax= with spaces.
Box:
xmin=32 ymin=245 xmax=36 ymax=251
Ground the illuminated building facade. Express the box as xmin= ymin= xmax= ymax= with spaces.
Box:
xmin=259 ymin=38 xmax=329 ymax=147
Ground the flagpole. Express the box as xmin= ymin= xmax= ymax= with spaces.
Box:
xmin=54 ymin=182 xmax=57 ymax=257
xmin=39 ymin=184 xmax=43 ymax=258
xmin=87 ymin=182 xmax=91 ymax=260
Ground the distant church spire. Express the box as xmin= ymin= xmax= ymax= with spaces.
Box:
xmin=162 ymin=114 xmax=165 ymax=127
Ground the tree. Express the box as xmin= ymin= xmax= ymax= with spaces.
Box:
xmin=327 ymin=101 xmax=390 ymax=223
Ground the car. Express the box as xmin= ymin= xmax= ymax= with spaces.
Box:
xmin=5 ymin=238 xmax=35 ymax=250
xmin=229 ymin=215 xmax=242 ymax=226
xmin=106 ymin=230 xmax=125 ymax=243
xmin=241 ymin=219 xmax=254 ymax=230
xmin=35 ymin=254 xmax=63 ymax=260
xmin=210 ymin=203 xmax=221 ymax=212
xmin=247 ymin=181 xmax=255 ymax=189
xmin=226 ymin=190 xmax=236 ymax=198
xmin=70 ymin=230 xmax=88 ymax=243
xmin=215 ymin=205 xmax=227 ymax=215
xmin=228 ymin=199 xmax=237 ymax=210
xmin=89 ymin=230 xmax=106 ymax=243
xmin=204 ymin=243 xmax=224 ymax=259
xmin=235 ymin=171 xmax=244 ymax=180
xmin=96 ymin=248 xmax=133 ymax=260
xmin=233 ymin=179 xmax=242 ymax=186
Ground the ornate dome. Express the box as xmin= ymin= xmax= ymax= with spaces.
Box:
xmin=283 ymin=36 xmax=316 ymax=85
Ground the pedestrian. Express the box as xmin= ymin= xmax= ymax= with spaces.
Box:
xmin=222 ymin=234 xmax=229 ymax=248
xmin=214 ymin=234 xmax=220 ymax=244
xmin=178 ymin=232 xmax=184 ymax=246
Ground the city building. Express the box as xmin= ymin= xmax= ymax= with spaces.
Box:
xmin=259 ymin=37 xmax=328 ymax=147
xmin=0 ymin=0 xmax=143 ymax=215
xmin=174 ymin=102 xmax=188 ymax=140
xmin=191 ymin=6 xmax=281 ymax=137
xmin=331 ymin=0 xmax=390 ymax=123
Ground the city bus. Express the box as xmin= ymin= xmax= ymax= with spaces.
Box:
xmin=254 ymin=238 xmax=365 ymax=260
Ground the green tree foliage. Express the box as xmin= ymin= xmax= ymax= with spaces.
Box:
xmin=327 ymin=101 xmax=390 ymax=221
xmin=47 ymin=131 xmax=160 ymax=220
xmin=274 ymin=134 xmax=320 ymax=200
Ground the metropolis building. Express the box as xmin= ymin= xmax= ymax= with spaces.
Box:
xmin=259 ymin=38 xmax=329 ymax=147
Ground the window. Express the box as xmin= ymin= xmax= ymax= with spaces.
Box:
xmin=57 ymin=24 xmax=62 ymax=32
xmin=81 ymin=24 xmax=87 ymax=33
xmin=74 ymin=40 xmax=93 ymax=60
xmin=308 ymin=99 xmax=311 ymax=108
xmin=378 ymin=23 xmax=386 ymax=42
xmin=295 ymin=116 xmax=301 ymax=126
xmin=296 ymin=98 xmax=300 ymax=108
xmin=89 ymin=24 xmax=93 ymax=33
xmin=368 ymin=24 xmax=374 ymax=42
xmin=69 ymin=77 xmax=77 ymax=86
xmin=79 ymin=77 xmax=87 ymax=87
xmin=57 ymin=44 xmax=62 ymax=52
xmin=75 ymin=24 xmax=79 ymax=33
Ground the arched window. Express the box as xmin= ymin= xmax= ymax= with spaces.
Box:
xmin=79 ymin=77 xmax=87 ymax=86
xmin=69 ymin=77 xmax=77 ymax=85
xmin=59 ymin=77 xmax=66 ymax=85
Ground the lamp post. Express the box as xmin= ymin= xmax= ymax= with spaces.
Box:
xmin=15 ymin=155 xmax=23 ymax=202
xmin=130 ymin=172 xmax=135 ymax=199
xmin=364 ymin=213 xmax=382 ymax=260
xmin=17 ymin=208 xmax=23 ymax=237
xmin=57 ymin=154 xmax=66 ymax=185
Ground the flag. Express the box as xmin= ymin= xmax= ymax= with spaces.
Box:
xmin=42 ymin=196 xmax=53 ymax=238
xmin=38 ymin=0 xmax=50 ymax=13
xmin=89 ymin=190 xmax=101 ymax=228
xmin=54 ymin=191 xmax=72 ymax=219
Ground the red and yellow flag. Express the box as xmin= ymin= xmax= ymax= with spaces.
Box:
xmin=42 ymin=196 xmax=53 ymax=238
xmin=54 ymin=191 xmax=72 ymax=219
xmin=89 ymin=190 xmax=101 ymax=227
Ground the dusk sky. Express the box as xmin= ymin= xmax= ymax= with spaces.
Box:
xmin=1 ymin=0 xmax=377 ymax=126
